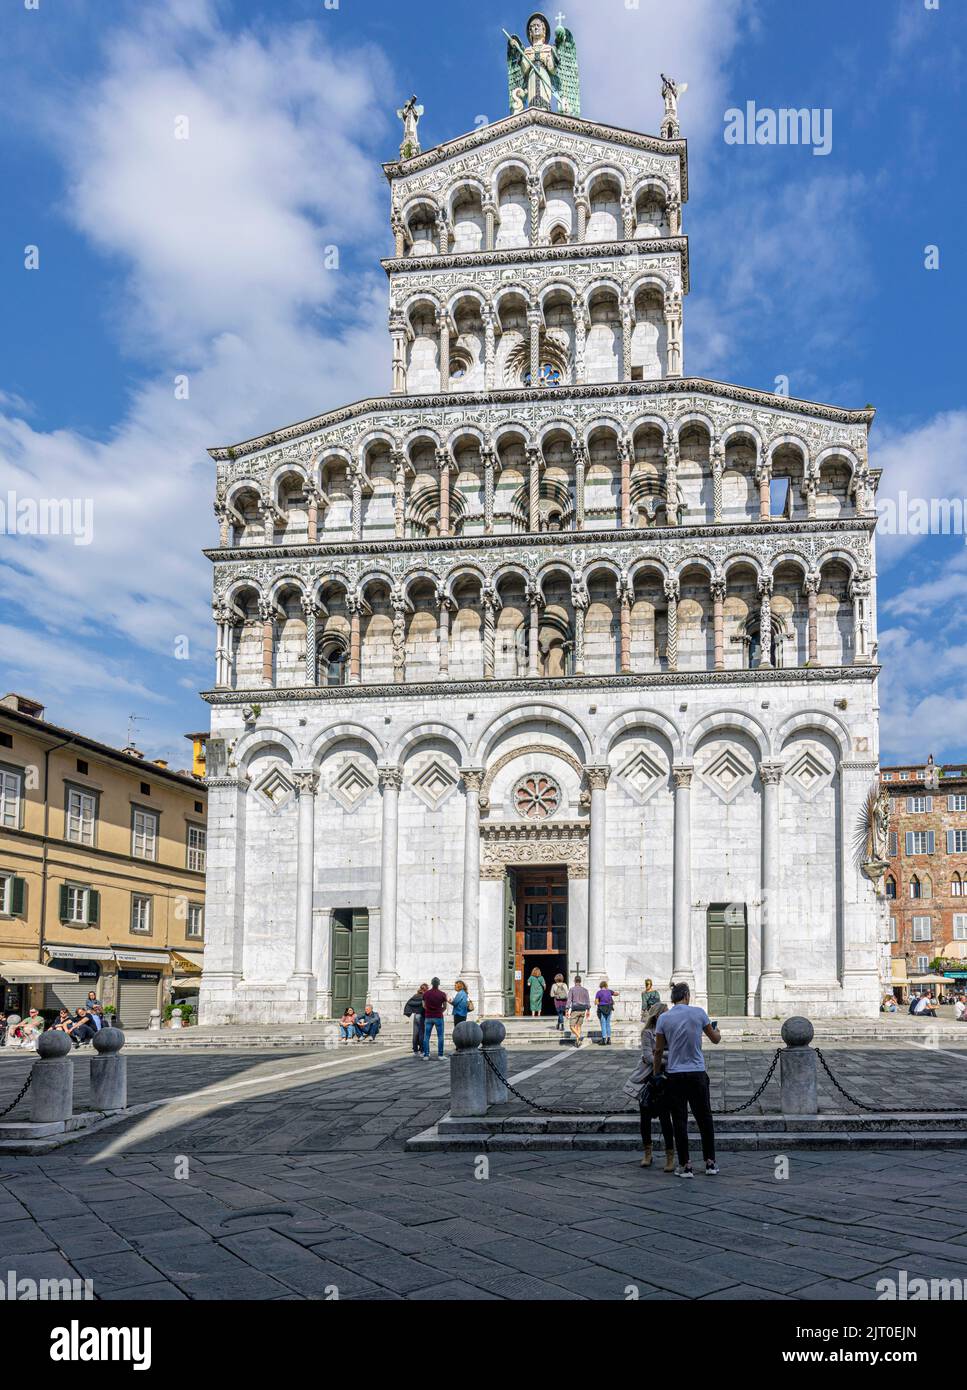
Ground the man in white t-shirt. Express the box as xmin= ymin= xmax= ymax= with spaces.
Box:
xmin=654 ymin=982 xmax=721 ymax=1178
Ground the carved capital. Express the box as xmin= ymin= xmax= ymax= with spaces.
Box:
xmin=293 ymin=770 xmax=319 ymax=795
xmin=378 ymin=765 xmax=403 ymax=792
xmin=757 ymin=574 xmax=774 ymax=598
xmin=461 ymin=767 xmax=484 ymax=793
xmin=663 ymin=577 xmax=680 ymax=603
xmin=584 ymin=764 xmax=611 ymax=792
xmin=672 ymin=765 xmax=694 ymax=790
xmin=760 ymin=763 xmax=784 ymax=786
xmin=710 ymin=577 xmax=727 ymax=603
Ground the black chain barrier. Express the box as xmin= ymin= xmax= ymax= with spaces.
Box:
xmin=0 ymin=1069 xmax=32 ymax=1120
xmin=477 ymin=1043 xmax=967 ymax=1125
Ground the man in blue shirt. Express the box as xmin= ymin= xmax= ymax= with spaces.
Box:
xmin=654 ymin=982 xmax=721 ymax=1178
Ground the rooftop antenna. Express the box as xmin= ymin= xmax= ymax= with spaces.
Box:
xmin=126 ymin=713 xmax=147 ymax=748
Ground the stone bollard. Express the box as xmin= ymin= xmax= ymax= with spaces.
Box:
xmin=779 ymin=1016 xmax=818 ymax=1115
xmin=169 ymin=1007 xmax=183 ymax=1030
xmin=480 ymin=1019 xmax=508 ymax=1106
xmin=89 ymin=1028 xmax=127 ymax=1112
xmin=449 ymin=1020 xmax=488 ymax=1117
xmin=148 ymin=1009 xmax=162 ymax=1033
xmin=29 ymin=1030 xmax=74 ymax=1124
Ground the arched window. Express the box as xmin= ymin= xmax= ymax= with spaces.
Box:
xmin=885 ymin=876 xmax=897 ymax=899
xmin=548 ymin=224 xmax=569 ymax=246
xmin=524 ymin=363 xmax=563 ymax=388
xmin=952 ymin=874 xmax=963 ymax=898
xmin=921 ymin=874 xmax=933 ymax=899
xmin=910 ymin=875 xmax=922 ymax=900
xmin=319 ymin=639 xmax=349 ymax=687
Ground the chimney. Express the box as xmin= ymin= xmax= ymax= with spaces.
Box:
xmin=121 ymin=746 xmax=144 ymax=760
xmin=153 ymin=759 xmax=169 ymax=769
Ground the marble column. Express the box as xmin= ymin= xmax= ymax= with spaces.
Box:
xmin=758 ymin=461 xmax=772 ymax=521
xmin=259 ymin=601 xmax=275 ymax=686
xmin=482 ymin=448 xmax=496 ymax=533
xmin=621 ymin=193 xmax=636 ymax=240
xmin=351 ymin=469 xmax=363 ymax=542
xmin=392 ymin=212 xmax=406 ymax=258
xmin=527 ymin=175 xmax=542 ymax=245
xmin=437 ymin=214 xmax=450 ymax=256
xmin=483 ymin=201 xmax=497 ymax=252
xmin=757 ymin=575 xmax=774 ymax=668
xmin=213 ymin=608 xmax=229 ymax=688
xmin=619 ymin=581 xmax=632 ymax=674
xmin=759 ymin=763 xmax=784 ymax=994
xmin=482 ymin=586 xmax=497 ymax=679
xmin=850 ymin=576 xmax=872 ymax=663
xmin=216 ymin=507 xmax=230 ymax=548
xmin=667 ymin=195 xmax=682 ymax=236
xmin=263 ymin=505 xmax=275 ymax=545
xmin=527 ymin=446 xmax=542 ymax=531
xmin=460 ymin=769 xmax=484 ymax=996
xmin=664 ymin=578 xmax=680 ymax=672
xmin=671 ymin=766 xmax=695 ymax=988
xmin=292 ymin=771 xmax=318 ymax=1008
xmin=391 ymin=589 xmax=406 ymax=683
xmin=436 ymin=591 xmax=452 ymax=677
xmin=575 ymin=193 xmax=589 ymax=243
xmin=620 ymin=298 xmax=634 ymax=382
xmin=390 ymin=311 xmax=407 ymax=394
xmin=574 ymin=307 xmax=587 ymax=386
xmin=664 ymin=292 xmax=683 ymax=377
xmin=393 ymin=452 xmax=406 ymax=540
xmin=664 ymin=435 xmax=680 ymax=525
xmin=302 ymin=598 xmax=319 ymax=686
xmin=306 ymin=486 xmax=320 ymax=544
xmin=437 ymin=450 xmax=452 ymax=536
xmin=482 ymin=307 xmax=496 ymax=390
xmin=571 ymin=582 xmax=588 ymax=675
xmin=586 ymin=765 xmax=611 ymax=979
xmin=711 ymin=438 xmax=725 ymax=524
xmin=437 ymin=313 xmax=450 ymax=390
xmin=574 ymin=442 xmax=587 ymax=529
xmin=348 ymin=597 xmax=362 ymax=685
xmin=711 ymin=577 xmax=726 ymax=672
xmin=804 ymin=572 xmax=820 ymax=667
xmin=619 ymin=438 xmax=632 ymax=526
xmin=804 ymin=475 xmax=818 ymax=520
xmin=528 ymin=585 xmax=541 ymax=677
xmin=527 ymin=308 xmax=542 ymax=385
xmin=376 ymin=766 xmax=403 ymax=988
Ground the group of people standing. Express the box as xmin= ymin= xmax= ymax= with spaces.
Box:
xmin=526 ymin=968 xmax=618 ymax=1045
xmin=404 ymin=978 xmax=473 ymax=1058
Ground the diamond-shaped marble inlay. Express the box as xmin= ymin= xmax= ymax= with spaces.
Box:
xmin=785 ymin=747 xmax=833 ymax=801
xmin=617 ymin=747 xmax=667 ymax=805
xmin=411 ymin=758 xmax=458 ymax=810
xmin=254 ymin=766 xmax=294 ymax=811
xmin=700 ymin=746 xmax=755 ymax=805
xmin=332 ymin=759 xmax=375 ymax=813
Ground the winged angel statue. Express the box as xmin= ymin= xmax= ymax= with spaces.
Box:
xmin=506 ymin=12 xmax=581 ymax=117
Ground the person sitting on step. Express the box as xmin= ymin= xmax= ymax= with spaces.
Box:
xmin=354 ymin=1004 xmax=381 ymax=1042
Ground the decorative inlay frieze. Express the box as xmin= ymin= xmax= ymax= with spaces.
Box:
xmin=480 ymin=818 xmax=589 ymax=879
xmin=616 ymin=746 xmax=668 ymax=804
xmin=252 ymin=766 xmax=295 ymax=811
xmin=699 ymin=745 xmax=756 ymax=804
xmin=410 ymin=756 xmax=459 ymax=810
xmin=330 ymin=758 xmax=376 ymax=812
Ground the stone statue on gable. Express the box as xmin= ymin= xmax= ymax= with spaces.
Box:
xmin=397 ymin=95 xmax=424 ymax=159
xmin=505 ymin=12 xmax=581 ymax=116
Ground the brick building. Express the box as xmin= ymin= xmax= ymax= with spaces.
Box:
xmin=883 ymin=756 xmax=967 ymax=996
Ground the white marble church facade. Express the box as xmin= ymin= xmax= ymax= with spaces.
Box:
xmin=199 ymin=90 xmax=885 ymax=1025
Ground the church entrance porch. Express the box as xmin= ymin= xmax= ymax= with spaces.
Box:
xmin=512 ymin=867 xmax=568 ymax=1016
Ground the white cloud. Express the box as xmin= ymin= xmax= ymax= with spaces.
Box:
xmin=874 ymin=410 xmax=967 ymax=567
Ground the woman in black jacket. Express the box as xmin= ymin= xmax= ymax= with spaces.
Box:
xmin=403 ymin=983 xmax=428 ymax=1055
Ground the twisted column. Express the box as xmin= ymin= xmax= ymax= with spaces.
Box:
xmin=527 ymin=175 xmax=542 ymax=245
xmin=527 ymin=445 xmax=542 ymax=531
xmin=436 ymin=214 xmax=450 ymax=256
xmin=393 ymin=451 xmax=406 ymax=540
xmin=711 ymin=437 xmax=725 ymax=524
xmin=527 ymin=307 xmax=542 ymax=386
xmin=482 ymin=585 xmax=497 ymax=679
xmin=571 ymin=581 xmax=589 ymax=675
xmin=302 ymin=597 xmax=319 ymax=686
xmin=575 ymin=193 xmax=589 ymax=243
xmin=664 ymin=577 xmax=680 ymax=672
xmin=436 ymin=590 xmax=453 ymax=677
xmin=620 ymin=297 xmax=634 ymax=382
xmin=482 ymin=448 xmax=495 ymax=534
xmin=437 ymin=311 xmax=450 ymax=390
xmin=573 ymin=441 xmax=586 ymax=530
xmin=351 ymin=468 xmax=363 ymax=542
xmin=664 ymin=434 xmax=679 ymax=525
xmin=391 ymin=587 xmax=406 ymax=683
xmin=483 ymin=200 xmax=497 ymax=252
xmin=621 ymin=193 xmax=636 ymax=240
xmin=482 ymin=306 xmax=496 ymax=390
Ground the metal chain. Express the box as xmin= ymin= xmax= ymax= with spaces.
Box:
xmin=480 ymin=1046 xmax=636 ymax=1118
xmin=0 ymin=1070 xmax=32 ymax=1120
xmin=815 ymin=1047 xmax=967 ymax=1115
xmin=719 ymin=1047 xmax=781 ymax=1114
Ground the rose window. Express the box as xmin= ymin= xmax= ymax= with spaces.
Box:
xmin=514 ymin=773 xmax=561 ymax=819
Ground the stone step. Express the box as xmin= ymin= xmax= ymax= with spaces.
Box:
xmin=440 ymin=1111 xmax=967 ymax=1135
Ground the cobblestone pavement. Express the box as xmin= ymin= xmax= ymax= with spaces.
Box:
xmin=1 ymin=1043 xmax=967 ymax=1300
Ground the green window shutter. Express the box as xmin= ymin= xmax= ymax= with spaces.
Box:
xmin=58 ymin=883 xmax=70 ymax=920
xmin=10 ymin=877 xmax=25 ymax=916
xmin=87 ymin=889 xmax=100 ymax=925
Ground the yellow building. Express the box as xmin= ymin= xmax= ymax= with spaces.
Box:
xmin=0 ymin=693 xmax=207 ymax=1027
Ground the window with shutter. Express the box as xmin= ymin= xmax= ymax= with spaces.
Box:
xmin=905 ymin=832 xmax=913 ymax=855
xmin=58 ymin=883 xmax=70 ymax=920
xmin=889 ymin=832 xmax=898 ymax=858
xmin=9 ymin=876 xmax=25 ymax=916
xmin=953 ymin=915 xmax=967 ymax=941
xmin=912 ymin=916 xmax=933 ymax=941
xmin=950 ymin=830 xmax=967 ymax=854
xmin=949 ymin=794 xmax=967 ymax=812
xmin=927 ymin=831 xmax=936 ymax=854
xmin=87 ymin=890 xmax=100 ymax=925
xmin=132 ymin=810 xmax=158 ymax=861
xmin=0 ymin=768 xmax=22 ymax=829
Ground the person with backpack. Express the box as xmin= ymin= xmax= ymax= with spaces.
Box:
xmin=623 ymin=1002 xmax=675 ymax=1170
xmin=404 ymin=983 xmax=427 ymax=1055
xmin=550 ymin=974 xmax=568 ymax=1031
xmin=451 ymin=979 xmax=473 ymax=1027
xmin=565 ymin=975 xmax=591 ymax=1046
xmin=594 ymin=980 xmax=618 ymax=1045
xmin=654 ymin=981 xmax=721 ymax=1178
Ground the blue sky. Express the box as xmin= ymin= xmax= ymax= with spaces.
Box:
xmin=0 ymin=0 xmax=964 ymax=767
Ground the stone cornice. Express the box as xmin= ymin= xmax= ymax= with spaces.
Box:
xmin=382 ymin=107 xmax=689 ymax=202
xmin=382 ymin=236 xmax=690 ymax=292
xmin=209 ymin=378 xmax=875 ymax=463
xmin=202 ymin=665 xmax=880 ymax=707
xmin=204 ymin=516 xmax=877 ymax=565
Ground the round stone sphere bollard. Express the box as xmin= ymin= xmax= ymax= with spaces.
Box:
xmin=449 ymin=1020 xmax=487 ymax=1117
xmin=779 ymin=1015 xmax=817 ymax=1115
xmin=30 ymin=1029 xmax=74 ymax=1124
xmin=480 ymin=1020 xmax=509 ymax=1106
xmin=148 ymin=1008 xmax=162 ymax=1032
xmin=169 ymin=1007 xmax=183 ymax=1030
xmin=90 ymin=1028 xmax=127 ymax=1112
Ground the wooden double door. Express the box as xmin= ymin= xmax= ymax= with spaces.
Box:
xmin=706 ymin=902 xmax=748 ymax=1016
xmin=510 ymin=867 xmax=568 ymax=1017
xmin=331 ymin=909 xmax=370 ymax=1015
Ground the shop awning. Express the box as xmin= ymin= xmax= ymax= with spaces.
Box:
xmin=171 ymin=978 xmax=201 ymax=991
xmin=891 ymin=958 xmax=908 ymax=982
xmin=171 ymin=950 xmax=204 ymax=972
xmin=112 ymin=950 xmax=169 ymax=965
xmin=45 ymin=945 xmax=116 ymax=961
xmin=910 ymin=973 xmax=952 ymax=985
xmin=0 ymin=961 xmax=80 ymax=984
